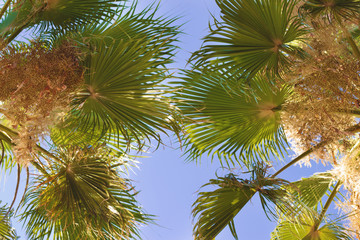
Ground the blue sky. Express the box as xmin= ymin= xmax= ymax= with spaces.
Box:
xmin=0 ymin=0 xmax=332 ymax=239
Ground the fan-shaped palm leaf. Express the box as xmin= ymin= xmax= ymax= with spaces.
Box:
xmin=291 ymin=172 xmax=334 ymax=208
xmin=175 ymin=67 xmax=291 ymax=165
xmin=0 ymin=203 xmax=17 ymax=240
xmin=52 ymin=4 xmax=180 ymax=146
xmin=192 ymin=164 xmax=295 ymax=240
xmin=299 ymin=0 xmax=360 ymax=21
xmin=271 ymin=210 xmax=354 ymax=240
xmin=21 ymin=146 xmax=150 ymax=239
xmin=68 ymin=38 xmax=174 ymax=144
xmin=64 ymin=2 xmax=180 ymax=58
xmin=272 ymin=180 xmax=352 ymax=240
xmin=193 ymin=0 xmax=307 ymax=79
xmin=271 ymin=215 xmax=354 ymax=240
xmin=272 ymin=172 xmax=336 ymax=226
xmin=6 ymin=0 xmax=121 ymax=32
xmin=50 ymin=127 xmax=142 ymax=172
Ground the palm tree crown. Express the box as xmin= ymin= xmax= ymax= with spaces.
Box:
xmin=2 ymin=0 xmax=360 ymax=239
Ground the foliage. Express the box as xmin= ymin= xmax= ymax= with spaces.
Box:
xmin=192 ymin=163 xmax=296 ymax=240
xmin=185 ymin=0 xmax=360 ymax=239
xmin=0 ymin=1 xmax=179 ymax=239
xmin=175 ymin=68 xmax=291 ymax=166
xmin=2 ymin=0 xmax=360 ymax=239
xmin=0 ymin=203 xmax=17 ymax=240
xmin=21 ymin=147 xmax=150 ymax=239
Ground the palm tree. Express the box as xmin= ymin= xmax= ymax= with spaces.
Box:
xmin=0 ymin=0 xmax=180 ymax=239
xmin=176 ymin=0 xmax=360 ymax=239
xmin=3 ymin=0 xmax=360 ymax=239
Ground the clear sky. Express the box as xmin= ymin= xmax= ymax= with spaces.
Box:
xmin=0 ymin=1 xmax=331 ymax=240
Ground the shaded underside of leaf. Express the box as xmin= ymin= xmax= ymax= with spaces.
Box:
xmin=193 ymin=0 xmax=307 ymax=78
xmin=21 ymin=147 xmax=150 ymax=239
xmin=175 ymin=67 xmax=290 ymax=166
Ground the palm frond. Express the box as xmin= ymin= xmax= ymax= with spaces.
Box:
xmin=192 ymin=174 xmax=256 ymax=240
xmin=8 ymin=0 xmax=122 ymax=32
xmin=0 ymin=133 xmax=14 ymax=172
xmin=0 ymin=203 xmax=17 ymax=240
xmin=290 ymin=172 xmax=334 ymax=208
xmin=192 ymin=163 xmax=295 ymax=240
xmin=272 ymin=178 xmax=353 ymax=240
xmin=43 ymin=1 xmax=180 ymax=53
xmin=271 ymin=212 xmax=354 ymax=240
xmin=50 ymin=121 xmax=131 ymax=150
xmin=299 ymin=0 xmax=360 ymax=21
xmin=0 ymin=5 xmax=18 ymax=38
xmin=174 ymin=67 xmax=291 ymax=166
xmin=68 ymin=38 xmax=174 ymax=144
xmin=50 ymin=127 xmax=142 ymax=172
xmin=0 ymin=117 xmax=15 ymax=172
xmin=21 ymin=146 xmax=151 ymax=239
xmin=193 ymin=0 xmax=307 ymax=79
xmin=51 ymin=4 xmax=181 ymax=146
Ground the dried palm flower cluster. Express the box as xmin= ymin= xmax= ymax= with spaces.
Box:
xmin=0 ymin=41 xmax=83 ymax=165
xmin=332 ymin=142 xmax=360 ymax=235
xmin=281 ymin=24 xmax=360 ymax=164
xmin=279 ymin=21 xmax=360 ymax=235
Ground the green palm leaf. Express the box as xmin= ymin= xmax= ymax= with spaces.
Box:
xmin=273 ymin=173 xmax=336 ymax=226
xmin=193 ymin=0 xmax=307 ymax=79
xmin=291 ymin=172 xmax=334 ymax=208
xmin=300 ymin=0 xmax=360 ymax=21
xmin=68 ymin=38 xmax=174 ymax=144
xmin=0 ymin=203 xmax=17 ymax=240
xmin=271 ymin=213 xmax=353 ymax=240
xmin=192 ymin=164 xmax=295 ymax=240
xmin=8 ymin=0 xmax=121 ymax=31
xmin=71 ymin=2 xmax=179 ymax=57
xmin=272 ymin=179 xmax=353 ymax=240
xmin=193 ymin=177 xmax=256 ymax=240
xmin=175 ymin=67 xmax=291 ymax=165
xmin=21 ymin=146 xmax=150 ymax=239
xmin=0 ymin=131 xmax=14 ymax=172
xmin=56 ymin=5 xmax=180 ymax=145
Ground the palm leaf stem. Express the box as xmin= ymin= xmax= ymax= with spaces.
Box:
xmin=30 ymin=159 xmax=49 ymax=176
xmin=34 ymin=145 xmax=62 ymax=164
xmin=7 ymin=163 xmax=20 ymax=212
xmin=0 ymin=131 xmax=11 ymax=145
xmin=0 ymin=163 xmax=20 ymax=224
xmin=338 ymin=20 xmax=360 ymax=60
xmin=0 ymin=0 xmax=12 ymax=21
xmin=272 ymin=141 xmax=328 ymax=178
xmin=301 ymin=181 xmax=342 ymax=240
xmin=0 ymin=123 xmax=17 ymax=138
xmin=336 ymin=109 xmax=360 ymax=117
xmin=313 ymin=181 xmax=341 ymax=230
xmin=15 ymin=166 xmax=29 ymax=213
xmin=273 ymin=123 xmax=360 ymax=177
xmin=0 ymin=124 xmax=15 ymax=137
xmin=279 ymin=46 xmax=303 ymax=60
xmin=0 ymin=140 xmax=4 ymax=167
xmin=1 ymin=23 xmax=27 ymax=48
xmin=1 ymin=2 xmax=45 ymax=48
